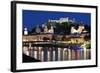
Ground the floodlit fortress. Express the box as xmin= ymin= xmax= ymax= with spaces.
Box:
xmin=48 ymin=17 xmax=73 ymax=23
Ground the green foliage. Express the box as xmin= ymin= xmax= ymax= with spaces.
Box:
xmin=85 ymin=43 xmax=91 ymax=49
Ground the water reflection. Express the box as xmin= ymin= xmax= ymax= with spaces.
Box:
xmin=23 ymin=45 xmax=91 ymax=62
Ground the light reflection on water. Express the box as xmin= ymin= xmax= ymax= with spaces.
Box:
xmin=23 ymin=45 xmax=91 ymax=62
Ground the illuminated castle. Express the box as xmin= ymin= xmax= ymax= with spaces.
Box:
xmin=48 ymin=17 xmax=75 ymax=23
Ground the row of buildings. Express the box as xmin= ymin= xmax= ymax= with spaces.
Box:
xmin=24 ymin=17 xmax=87 ymax=35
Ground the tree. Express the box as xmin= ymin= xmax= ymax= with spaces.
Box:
xmin=85 ymin=43 xmax=91 ymax=49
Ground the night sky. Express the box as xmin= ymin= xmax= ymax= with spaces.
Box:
xmin=23 ymin=10 xmax=91 ymax=31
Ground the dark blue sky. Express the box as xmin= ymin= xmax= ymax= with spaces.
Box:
xmin=23 ymin=10 xmax=91 ymax=31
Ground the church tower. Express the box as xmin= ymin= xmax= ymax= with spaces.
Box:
xmin=44 ymin=25 xmax=48 ymax=33
xmin=24 ymin=27 xmax=28 ymax=35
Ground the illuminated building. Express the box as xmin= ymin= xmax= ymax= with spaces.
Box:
xmin=24 ymin=27 xmax=28 ymax=35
